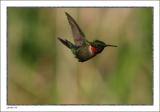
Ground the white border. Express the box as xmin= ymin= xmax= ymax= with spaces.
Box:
xmin=1 ymin=1 xmax=159 ymax=111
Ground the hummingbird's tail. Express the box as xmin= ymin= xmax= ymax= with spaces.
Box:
xmin=58 ymin=37 xmax=75 ymax=49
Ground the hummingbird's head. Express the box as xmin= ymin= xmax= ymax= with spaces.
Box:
xmin=91 ymin=40 xmax=117 ymax=54
xmin=91 ymin=40 xmax=107 ymax=54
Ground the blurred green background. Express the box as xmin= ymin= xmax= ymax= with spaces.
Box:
xmin=8 ymin=8 xmax=153 ymax=105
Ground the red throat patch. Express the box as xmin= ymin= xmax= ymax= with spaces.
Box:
xmin=91 ymin=46 xmax=97 ymax=54
xmin=89 ymin=45 xmax=97 ymax=55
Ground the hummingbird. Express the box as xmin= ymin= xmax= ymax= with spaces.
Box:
xmin=58 ymin=12 xmax=117 ymax=62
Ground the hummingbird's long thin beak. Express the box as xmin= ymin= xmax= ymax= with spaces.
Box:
xmin=105 ymin=44 xmax=118 ymax=47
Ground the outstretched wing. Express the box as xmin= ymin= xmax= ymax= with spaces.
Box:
xmin=65 ymin=12 xmax=85 ymax=47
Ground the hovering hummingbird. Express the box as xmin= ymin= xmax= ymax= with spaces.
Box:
xmin=58 ymin=12 xmax=117 ymax=62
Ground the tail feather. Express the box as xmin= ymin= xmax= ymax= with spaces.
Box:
xmin=58 ymin=37 xmax=75 ymax=49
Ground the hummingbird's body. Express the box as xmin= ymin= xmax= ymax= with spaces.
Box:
xmin=58 ymin=12 xmax=117 ymax=62
xmin=75 ymin=45 xmax=94 ymax=62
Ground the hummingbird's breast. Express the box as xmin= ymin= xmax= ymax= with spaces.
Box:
xmin=75 ymin=45 xmax=95 ymax=62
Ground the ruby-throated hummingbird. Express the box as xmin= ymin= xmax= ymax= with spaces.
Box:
xmin=58 ymin=12 xmax=117 ymax=62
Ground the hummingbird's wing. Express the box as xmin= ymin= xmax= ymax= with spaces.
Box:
xmin=65 ymin=12 xmax=85 ymax=47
